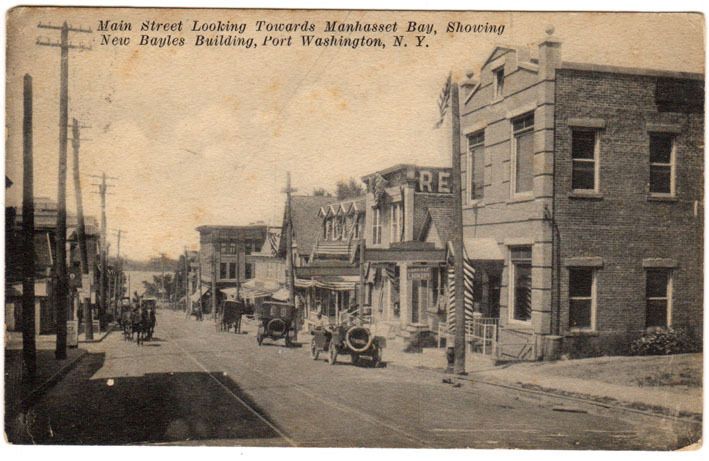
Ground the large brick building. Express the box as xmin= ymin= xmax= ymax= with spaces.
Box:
xmin=458 ymin=29 xmax=703 ymax=359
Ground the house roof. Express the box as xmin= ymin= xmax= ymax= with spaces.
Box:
xmin=279 ymin=195 xmax=334 ymax=257
xmin=419 ymin=206 xmax=456 ymax=247
xmin=413 ymin=194 xmax=453 ymax=240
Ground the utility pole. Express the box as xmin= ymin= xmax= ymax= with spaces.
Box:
xmin=113 ymin=229 xmax=124 ymax=309
xmin=37 ymin=21 xmax=91 ymax=360
xmin=22 ymin=74 xmax=37 ymax=377
xmin=184 ymin=247 xmax=190 ymax=314
xmin=282 ymin=172 xmax=297 ymax=305
xmin=70 ymin=118 xmax=92 ymax=340
xmin=449 ymin=81 xmax=466 ymax=375
xmin=282 ymin=172 xmax=298 ymax=337
xmin=211 ymin=251 xmax=217 ymax=320
xmin=90 ymin=172 xmax=117 ymax=329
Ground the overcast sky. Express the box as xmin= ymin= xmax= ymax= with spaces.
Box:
xmin=5 ymin=9 xmax=703 ymax=260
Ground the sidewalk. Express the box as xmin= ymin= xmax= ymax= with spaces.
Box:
xmin=4 ymin=345 xmax=88 ymax=419
xmin=382 ymin=343 xmax=702 ymax=419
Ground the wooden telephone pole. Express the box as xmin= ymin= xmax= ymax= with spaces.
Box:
xmin=282 ymin=172 xmax=297 ymax=305
xmin=450 ymin=82 xmax=466 ymax=375
xmin=22 ymin=74 xmax=37 ymax=376
xmin=91 ymin=172 xmax=117 ymax=328
xmin=36 ymin=20 xmax=91 ymax=360
xmin=71 ymin=119 xmax=92 ymax=340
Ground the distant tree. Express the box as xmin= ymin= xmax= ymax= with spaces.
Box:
xmin=312 ymin=187 xmax=332 ymax=197
xmin=336 ymin=178 xmax=364 ymax=200
xmin=142 ymin=274 xmax=174 ymax=298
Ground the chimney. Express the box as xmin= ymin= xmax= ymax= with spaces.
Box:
xmin=538 ymin=25 xmax=561 ymax=80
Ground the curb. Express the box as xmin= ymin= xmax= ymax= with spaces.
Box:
xmin=78 ymin=323 xmax=115 ymax=343
xmin=386 ymin=359 xmax=702 ymax=426
xmin=18 ymin=349 xmax=89 ymax=411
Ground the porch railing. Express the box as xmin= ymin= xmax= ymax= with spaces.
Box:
xmin=437 ymin=317 xmax=499 ymax=356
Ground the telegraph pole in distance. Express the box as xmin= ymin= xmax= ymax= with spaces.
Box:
xmin=37 ymin=20 xmax=91 ymax=360
xmin=22 ymin=74 xmax=37 ymax=377
xmin=70 ymin=119 xmax=92 ymax=340
xmin=90 ymin=172 xmax=117 ymax=329
xmin=282 ymin=172 xmax=297 ymax=305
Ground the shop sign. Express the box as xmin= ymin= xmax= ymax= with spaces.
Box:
xmin=408 ymin=267 xmax=431 ymax=280
xmin=67 ymin=320 xmax=78 ymax=347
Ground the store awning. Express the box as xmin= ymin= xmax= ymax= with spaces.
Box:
xmin=312 ymin=275 xmax=359 ymax=291
xmin=240 ymin=278 xmax=287 ymax=300
xmin=462 ymin=238 xmax=504 ymax=261
xmin=295 ymin=278 xmax=315 ymax=288
xmin=190 ymin=286 xmax=208 ymax=302
xmin=220 ymin=287 xmax=238 ymax=299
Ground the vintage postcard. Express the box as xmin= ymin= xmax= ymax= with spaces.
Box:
xmin=3 ymin=6 xmax=704 ymax=450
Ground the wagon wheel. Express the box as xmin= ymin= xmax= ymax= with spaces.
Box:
xmin=310 ymin=338 xmax=319 ymax=360
xmin=328 ymin=343 xmax=338 ymax=365
xmin=350 ymin=352 xmax=360 ymax=367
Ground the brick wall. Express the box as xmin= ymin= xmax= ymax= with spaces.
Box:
xmin=553 ymin=69 xmax=704 ymax=356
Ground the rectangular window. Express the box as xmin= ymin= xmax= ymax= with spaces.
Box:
xmin=569 ymin=268 xmax=595 ymax=329
xmin=245 ymin=263 xmax=253 ymax=280
xmin=390 ymin=203 xmax=402 ymax=243
xmin=372 ymin=208 xmax=382 ymax=244
xmin=649 ymin=134 xmax=675 ymax=195
xmin=572 ymin=130 xmax=599 ymax=191
xmin=229 ymin=242 xmax=237 ymax=254
xmin=512 ymin=114 xmax=535 ymax=195
xmin=646 ymin=269 xmax=672 ymax=328
xmin=220 ymin=242 xmax=228 ymax=254
xmin=467 ymin=131 xmax=485 ymax=202
xmin=219 ymin=262 xmax=228 ymax=280
xmin=510 ymin=246 xmax=532 ymax=322
xmin=494 ymin=67 xmax=504 ymax=99
xmin=325 ymin=219 xmax=332 ymax=240
xmin=229 ymin=262 xmax=237 ymax=280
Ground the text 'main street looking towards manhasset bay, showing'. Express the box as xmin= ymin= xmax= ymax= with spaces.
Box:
xmin=97 ymin=18 xmax=506 ymax=49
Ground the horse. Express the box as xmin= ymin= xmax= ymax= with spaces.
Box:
xmin=148 ymin=308 xmax=156 ymax=340
xmin=221 ymin=300 xmax=244 ymax=334
xmin=131 ymin=308 xmax=143 ymax=344
xmin=122 ymin=308 xmax=132 ymax=340
xmin=140 ymin=308 xmax=150 ymax=343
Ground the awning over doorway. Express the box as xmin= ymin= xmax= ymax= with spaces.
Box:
xmin=190 ymin=286 xmax=208 ymax=302
xmin=312 ymin=275 xmax=359 ymax=291
xmin=462 ymin=238 xmax=504 ymax=261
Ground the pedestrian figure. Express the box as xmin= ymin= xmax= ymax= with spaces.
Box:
xmin=122 ymin=307 xmax=132 ymax=340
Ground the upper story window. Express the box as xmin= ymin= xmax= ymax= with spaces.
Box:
xmin=649 ymin=133 xmax=676 ymax=196
xmin=467 ymin=131 xmax=485 ymax=203
xmin=493 ymin=67 xmax=504 ymax=99
xmin=390 ymin=203 xmax=402 ymax=243
xmin=571 ymin=130 xmax=600 ymax=192
xmin=511 ymin=113 xmax=535 ymax=196
xmin=372 ymin=208 xmax=382 ymax=245
xmin=324 ymin=218 xmax=332 ymax=240
xmin=333 ymin=216 xmax=342 ymax=240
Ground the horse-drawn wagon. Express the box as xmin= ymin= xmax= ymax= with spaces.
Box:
xmin=255 ymin=301 xmax=297 ymax=346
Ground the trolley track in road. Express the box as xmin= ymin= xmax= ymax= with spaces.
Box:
xmin=166 ymin=314 xmax=432 ymax=448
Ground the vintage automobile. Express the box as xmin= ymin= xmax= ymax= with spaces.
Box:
xmin=255 ymin=301 xmax=296 ymax=346
xmin=310 ymin=322 xmax=385 ymax=367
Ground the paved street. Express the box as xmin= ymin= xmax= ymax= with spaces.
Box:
xmin=7 ymin=309 xmax=701 ymax=448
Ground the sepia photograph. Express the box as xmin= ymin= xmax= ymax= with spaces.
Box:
xmin=2 ymin=3 xmax=705 ymax=451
